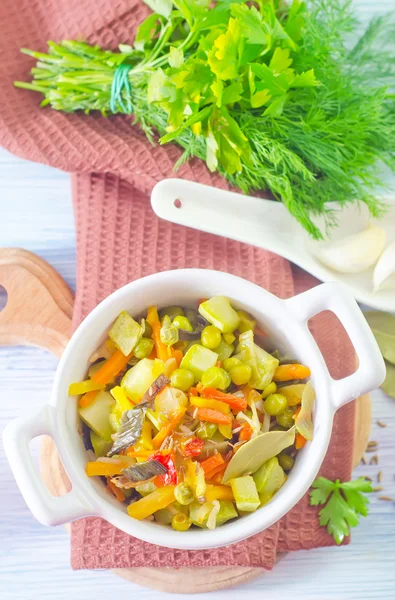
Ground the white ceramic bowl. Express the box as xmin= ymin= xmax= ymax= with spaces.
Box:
xmin=3 ymin=269 xmax=385 ymax=550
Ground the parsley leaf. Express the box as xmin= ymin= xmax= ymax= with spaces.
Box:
xmin=143 ymin=0 xmax=173 ymax=18
xmin=310 ymin=476 xmax=373 ymax=545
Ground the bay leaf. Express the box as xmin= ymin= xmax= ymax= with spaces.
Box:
xmin=222 ymin=426 xmax=296 ymax=484
xmin=382 ymin=361 xmax=395 ymax=398
xmin=364 ymin=312 xmax=395 ymax=364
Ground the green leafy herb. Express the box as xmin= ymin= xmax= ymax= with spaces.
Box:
xmin=14 ymin=0 xmax=395 ymax=238
xmin=310 ymin=476 xmax=373 ymax=544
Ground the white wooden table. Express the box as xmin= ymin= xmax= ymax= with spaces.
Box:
xmin=1 ymin=3 xmax=395 ymax=595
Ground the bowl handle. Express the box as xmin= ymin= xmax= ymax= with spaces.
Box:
xmin=3 ymin=405 xmax=94 ymax=525
xmin=285 ymin=282 xmax=386 ymax=410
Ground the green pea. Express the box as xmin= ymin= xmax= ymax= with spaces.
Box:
xmin=263 ymin=393 xmax=288 ymax=416
xmin=159 ymin=306 xmax=185 ymax=321
xmin=171 ymin=368 xmax=195 ymax=392
xmin=261 ymin=382 xmax=277 ymax=399
xmin=201 ymin=366 xmax=231 ymax=390
xmin=276 ymin=406 xmax=296 ymax=428
xmin=223 ymin=356 xmax=242 ymax=371
xmin=174 ymin=482 xmax=194 ymax=505
xmin=171 ymin=513 xmax=192 ymax=531
xmin=229 ymin=363 xmax=252 ymax=386
xmin=173 ymin=315 xmax=193 ymax=332
xmin=134 ymin=337 xmax=154 ymax=359
xmin=201 ymin=325 xmax=222 ymax=349
xmin=278 ymin=453 xmax=295 ymax=471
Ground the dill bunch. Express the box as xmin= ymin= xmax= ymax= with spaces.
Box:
xmin=15 ymin=0 xmax=395 ymax=238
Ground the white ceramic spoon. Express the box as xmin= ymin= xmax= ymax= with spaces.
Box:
xmin=151 ymin=178 xmax=395 ymax=312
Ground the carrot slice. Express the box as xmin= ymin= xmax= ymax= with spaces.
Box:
xmin=239 ymin=423 xmax=252 ymax=441
xmin=295 ymin=433 xmax=307 ymax=449
xmin=205 ymin=460 xmax=229 ymax=480
xmin=196 ymin=407 xmax=233 ymax=425
xmin=79 ymin=390 xmax=98 ymax=408
xmin=147 ymin=306 xmax=172 ymax=362
xmin=152 ymin=405 xmax=187 ymax=449
xmin=200 ymin=453 xmax=225 ymax=475
xmin=92 ymin=349 xmax=132 ymax=385
xmin=273 ymin=364 xmax=311 ymax=382
xmin=172 ymin=349 xmax=183 ymax=367
xmin=107 ymin=478 xmax=125 ymax=502
xmin=196 ymin=384 xmax=247 ymax=412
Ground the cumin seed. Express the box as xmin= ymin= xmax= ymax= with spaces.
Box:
xmin=378 ymin=471 xmax=383 ymax=483
xmin=361 ymin=456 xmax=366 ymax=465
xmin=378 ymin=496 xmax=394 ymax=502
xmin=369 ymin=455 xmax=379 ymax=465
xmin=364 ymin=476 xmax=372 ymax=482
xmin=377 ymin=420 xmax=387 ymax=428
xmin=373 ymin=486 xmax=384 ymax=492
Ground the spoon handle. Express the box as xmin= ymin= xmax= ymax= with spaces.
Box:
xmin=151 ymin=178 xmax=301 ymax=260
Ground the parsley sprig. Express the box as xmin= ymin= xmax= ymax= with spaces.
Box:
xmin=310 ymin=476 xmax=373 ymax=544
xmin=15 ymin=0 xmax=395 ymax=238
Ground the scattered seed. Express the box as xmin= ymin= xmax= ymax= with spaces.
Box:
xmin=364 ymin=476 xmax=372 ymax=482
xmin=378 ymin=496 xmax=394 ymax=502
xmin=373 ymin=486 xmax=384 ymax=492
xmin=369 ymin=455 xmax=379 ymax=465
xmin=378 ymin=471 xmax=383 ymax=483
xmin=377 ymin=420 xmax=387 ymax=428
xmin=366 ymin=441 xmax=378 ymax=452
xmin=360 ymin=456 xmax=366 ymax=465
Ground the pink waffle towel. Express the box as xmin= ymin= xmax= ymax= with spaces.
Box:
xmin=0 ymin=0 xmax=356 ymax=570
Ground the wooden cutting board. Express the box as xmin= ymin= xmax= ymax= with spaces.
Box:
xmin=0 ymin=248 xmax=371 ymax=594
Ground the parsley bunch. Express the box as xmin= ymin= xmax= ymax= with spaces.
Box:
xmin=310 ymin=476 xmax=373 ymax=544
xmin=15 ymin=0 xmax=395 ymax=238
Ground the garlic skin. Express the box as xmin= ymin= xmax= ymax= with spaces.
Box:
xmin=373 ymin=242 xmax=395 ymax=292
xmin=312 ymin=224 xmax=386 ymax=274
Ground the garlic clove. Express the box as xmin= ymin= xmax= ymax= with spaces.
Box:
xmin=373 ymin=242 xmax=395 ymax=292
xmin=312 ymin=224 xmax=386 ymax=274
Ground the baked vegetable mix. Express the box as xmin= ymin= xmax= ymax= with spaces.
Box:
xmin=70 ymin=297 xmax=315 ymax=530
